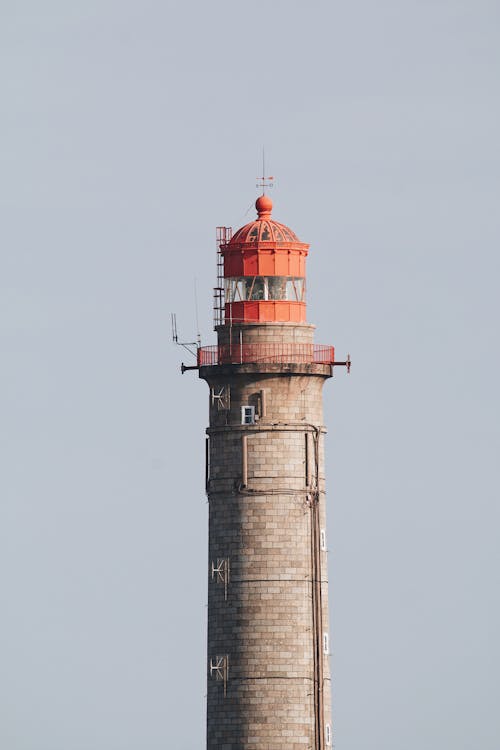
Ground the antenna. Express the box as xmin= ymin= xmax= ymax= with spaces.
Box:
xmin=171 ymin=312 xmax=198 ymax=359
xmin=256 ymin=146 xmax=274 ymax=194
xmin=194 ymin=277 xmax=201 ymax=348
xmin=171 ymin=312 xmax=178 ymax=343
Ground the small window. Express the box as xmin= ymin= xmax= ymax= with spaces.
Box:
xmin=241 ymin=406 xmax=255 ymax=425
xmin=320 ymin=529 xmax=327 ymax=551
xmin=325 ymin=723 xmax=332 ymax=745
xmin=323 ymin=632 xmax=329 ymax=655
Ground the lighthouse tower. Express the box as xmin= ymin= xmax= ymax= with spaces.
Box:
xmin=195 ymin=193 xmax=348 ymax=749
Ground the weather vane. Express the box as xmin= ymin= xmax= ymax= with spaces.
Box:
xmin=256 ymin=148 xmax=274 ymax=194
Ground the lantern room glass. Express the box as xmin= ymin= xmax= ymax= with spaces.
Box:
xmin=224 ymin=277 xmax=305 ymax=303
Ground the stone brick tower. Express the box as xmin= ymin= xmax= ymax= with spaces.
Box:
xmin=194 ymin=193 xmax=349 ymax=749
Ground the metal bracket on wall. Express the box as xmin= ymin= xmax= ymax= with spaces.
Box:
xmin=211 ymin=385 xmax=231 ymax=411
xmin=210 ymin=655 xmax=229 ymax=696
xmin=211 ymin=558 xmax=230 ymax=600
xmin=332 ymin=353 xmax=351 ymax=373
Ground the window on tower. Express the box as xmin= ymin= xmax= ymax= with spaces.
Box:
xmin=320 ymin=529 xmax=327 ymax=551
xmin=326 ymin=724 xmax=332 ymax=745
xmin=241 ymin=406 xmax=255 ymax=425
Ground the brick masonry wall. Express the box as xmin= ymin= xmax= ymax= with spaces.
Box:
xmin=216 ymin=322 xmax=315 ymax=348
xmin=200 ymin=328 xmax=333 ymax=750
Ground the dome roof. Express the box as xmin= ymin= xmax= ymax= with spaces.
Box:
xmin=228 ymin=195 xmax=300 ymax=245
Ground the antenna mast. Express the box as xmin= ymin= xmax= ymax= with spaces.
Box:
xmin=256 ymin=147 xmax=274 ymax=194
xmin=194 ymin=277 xmax=201 ymax=348
xmin=171 ymin=313 xmax=198 ymax=357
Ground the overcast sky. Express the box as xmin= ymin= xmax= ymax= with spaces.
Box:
xmin=1 ymin=1 xmax=499 ymax=749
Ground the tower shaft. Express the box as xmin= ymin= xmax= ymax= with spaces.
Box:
xmin=201 ymin=324 xmax=333 ymax=749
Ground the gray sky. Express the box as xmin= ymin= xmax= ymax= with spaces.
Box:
xmin=1 ymin=1 xmax=499 ymax=748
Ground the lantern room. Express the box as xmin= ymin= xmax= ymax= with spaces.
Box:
xmin=219 ymin=195 xmax=309 ymax=324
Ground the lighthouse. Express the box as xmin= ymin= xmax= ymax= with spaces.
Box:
xmin=192 ymin=192 xmax=349 ymax=749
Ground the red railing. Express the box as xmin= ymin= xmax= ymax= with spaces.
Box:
xmin=197 ymin=343 xmax=335 ymax=366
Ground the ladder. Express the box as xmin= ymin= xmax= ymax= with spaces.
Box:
xmin=213 ymin=226 xmax=232 ymax=329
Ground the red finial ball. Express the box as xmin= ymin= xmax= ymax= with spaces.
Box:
xmin=256 ymin=194 xmax=273 ymax=218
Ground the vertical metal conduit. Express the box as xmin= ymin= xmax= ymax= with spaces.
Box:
xmin=309 ymin=427 xmax=325 ymax=750
xmin=241 ymin=434 xmax=248 ymax=487
xmin=205 ymin=436 xmax=210 ymax=494
xmin=305 ymin=431 xmax=312 ymax=487
xmin=260 ymin=389 xmax=267 ymax=418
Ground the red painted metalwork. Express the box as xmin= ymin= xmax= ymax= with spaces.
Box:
xmin=225 ymin=301 xmax=306 ymax=323
xmin=223 ymin=249 xmax=306 ymax=278
xmin=197 ymin=343 xmax=335 ymax=367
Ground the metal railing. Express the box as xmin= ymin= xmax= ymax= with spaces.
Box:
xmin=197 ymin=343 xmax=335 ymax=366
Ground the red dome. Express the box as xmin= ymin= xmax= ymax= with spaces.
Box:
xmin=228 ymin=196 xmax=300 ymax=245
xmin=230 ymin=219 xmax=299 ymax=245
